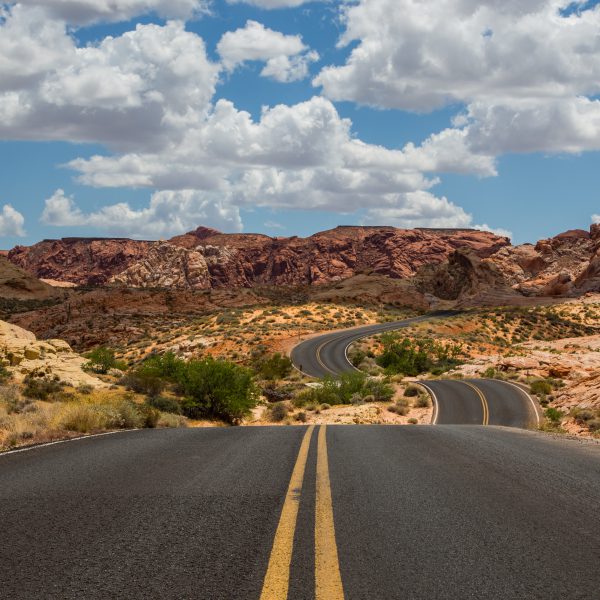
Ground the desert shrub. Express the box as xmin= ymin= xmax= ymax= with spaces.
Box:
xmin=121 ymin=369 xmax=166 ymax=398
xmin=295 ymin=411 xmax=307 ymax=423
xmin=270 ymin=402 xmax=289 ymax=422
xmin=0 ymin=364 xmax=10 ymax=383
xmin=588 ymin=419 xmax=600 ymax=433
xmin=407 ymin=418 xmax=418 ymax=424
xmin=77 ymin=384 xmax=94 ymax=395
xmin=404 ymin=385 xmax=420 ymax=397
xmin=23 ymin=375 xmax=64 ymax=401
xmin=254 ymin=353 xmax=293 ymax=381
xmin=388 ymin=403 xmax=409 ymax=416
xmin=414 ymin=394 xmax=430 ymax=408
xmin=350 ymin=393 xmax=364 ymax=405
xmin=85 ymin=347 xmax=127 ymax=374
xmin=57 ymin=404 xmax=106 ymax=433
xmin=545 ymin=407 xmax=563 ymax=424
xmin=320 ymin=403 xmax=331 ymax=411
xmin=157 ymin=412 xmax=188 ymax=428
xmin=531 ymin=380 xmax=552 ymax=397
xmin=571 ymin=408 xmax=595 ymax=424
xmin=483 ymin=367 xmax=498 ymax=378
xmin=138 ymin=404 xmax=161 ymax=428
xmin=146 ymin=395 xmax=182 ymax=415
xmin=138 ymin=353 xmax=257 ymax=425
xmin=263 ymin=384 xmax=294 ymax=403
xmin=363 ymin=378 xmax=394 ymax=402
xmin=0 ymin=384 xmax=22 ymax=413
xmin=376 ymin=334 xmax=463 ymax=376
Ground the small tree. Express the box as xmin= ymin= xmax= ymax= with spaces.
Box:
xmin=85 ymin=347 xmax=126 ymax=374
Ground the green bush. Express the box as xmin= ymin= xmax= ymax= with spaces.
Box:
xmin=136 ymin=353 xmax=258 ymax=425
xmin=376 ymin=334 xmax=463 ymax=376
xmin=121 ymin=369 xmax=166 ymax=398
xmin=254 ymin=353 xmax=293 ymax=381
xmin=414 ymin=394 xmax=430 ymax=408
xmin=146 ymin=395 xmax=182 ymax=415
xmin=85 ymin=347 xmax=127 ymax=374
xmin=404 ymin=385 xmax=419 ymax=397
xmin=531 ymin=380 xmax=552 ymax=397
xmin=23 ymin=375 xmax=64 ymax=401
xmin=545 ymin=407 xmax=563 ymax=423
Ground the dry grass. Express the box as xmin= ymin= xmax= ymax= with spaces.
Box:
xmin=0 ymin=384 xmax=187 ymax=452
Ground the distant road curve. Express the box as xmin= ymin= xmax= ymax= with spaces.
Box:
xmin=290 ymin=312 xmax=456 ymax=379
xmin=290 ymin=313 xmax=540 ymax=428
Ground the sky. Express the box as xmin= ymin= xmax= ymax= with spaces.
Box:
xmin=1 ymin=0 xmax=600 ymax=248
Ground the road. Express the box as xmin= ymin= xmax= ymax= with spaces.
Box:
xmin=1 ymin=426 xmax=598 ymax=599
xmin=291 ymin=316 xmax=540 ymax=428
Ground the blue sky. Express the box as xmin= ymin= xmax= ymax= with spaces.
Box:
xmin=1 ymin=0 xmax=599 ymax=248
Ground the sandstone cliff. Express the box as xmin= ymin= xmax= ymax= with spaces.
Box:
xmin=0 ymin=320 xmax=104 ymax=387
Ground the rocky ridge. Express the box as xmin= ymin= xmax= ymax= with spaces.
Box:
xmin=8 ymin=226 xmax=509 ymax=289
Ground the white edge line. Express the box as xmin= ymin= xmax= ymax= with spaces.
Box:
xmin=0 ymin=429 xmax=141 ymax=458
xmin=418 ymin=383 xmax=439 ymax=425
xmin=490 ymin=379 xmax=541 ymax=428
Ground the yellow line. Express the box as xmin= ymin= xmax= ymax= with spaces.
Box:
xmin=260 ymin=426 xmax=315 ymax=600
xmin=316 ymin=341 xmax=336 ymax=375
xmin=315 ymin=425 xmax=345 ymax=600
xmin=461 ymin=381 xmax=489 ymax=425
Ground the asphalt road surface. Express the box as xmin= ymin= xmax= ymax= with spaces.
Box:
xmin=1 ymin=426 xmax=598 ymax=599
xmin=291 ymin=316 xmax=540 ymax=428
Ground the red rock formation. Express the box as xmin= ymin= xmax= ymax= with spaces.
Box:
xmin=8 ymin=226 xmax=510 ymax=290
xmin=9 ymin=238 xmax=153 ymax=286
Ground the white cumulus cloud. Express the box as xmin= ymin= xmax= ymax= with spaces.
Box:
xmin=315 ymin=0 xmax=600 ymax=157
xmin=217 ymin=20 xmax=318 ymax=81
xmin=18 ymin=0 xmax=209 ymax=25
xmin=41 ymin=189 xmax=242 ymax=238
xmin=226 ymin=0 xmax=316 ymax=8
xmin=0 ymin=204 xmax=26 ymax=237
xmin=593 ymin=214 xmax=600 ymax=224
xmin=0 ymin=9 xmax=220 ymax=151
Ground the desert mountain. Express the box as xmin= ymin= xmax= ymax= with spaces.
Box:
xmin=8 ymin=226 xmax=509 ymax=289
xmin=6 ymin=224 xmax=600 ymax=304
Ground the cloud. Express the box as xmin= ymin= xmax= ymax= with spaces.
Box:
xmin=68 ymin=96 xmax=486 ymax=211
xmin=0 ymin=8 xmax=220 ymax=151
xmin=41 ymin=189 xmax=242 ymax=238
xmin=593 ymin=214 xmax=600 ymax=224
xmin=0 ymin=204 xmax=26 ymax=237
xmin=363 ymin=192 xmax=512 ymax=239
xmin=226 ymin=0 xmax=316 ymax=8
xmin=0 ymin=4 xmax=509 ymax=237
xmin=217 ymin=20 xmax=317 ymax=81
xmin=18 ymin=0 xmax=209 ymax=25
xmin=315 ymin=0 xmax=600 ymax=157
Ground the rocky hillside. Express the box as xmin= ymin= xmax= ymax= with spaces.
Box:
xmin=8 ymin=226 xmax=509 ymax=288
xmin=416 ymin=224 xmax=600 ymax=305
xmin=0 ymin=256 xmax=61 ymax=301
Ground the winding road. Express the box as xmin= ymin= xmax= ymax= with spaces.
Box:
xmin=1 ymin=317 xmax=598 ymax=598
xmin=291 ymin=314 xmax=541 ymax=428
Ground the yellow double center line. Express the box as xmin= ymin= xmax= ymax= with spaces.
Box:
xmin=260 ymin=425 xmax=345 ymax=600
xmin=461 ymin=381 xmax=489 ymax=425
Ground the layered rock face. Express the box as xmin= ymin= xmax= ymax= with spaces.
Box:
xmin=8 ymin=238 xmax=153 ymax=287
xmin=0 ymin=320 xmax=103 ymax=388
xmin=8 ymin=226 xmax=509 ymax=289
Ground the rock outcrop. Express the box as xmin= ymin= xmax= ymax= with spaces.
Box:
xmin=8 ymin=238 xmax=153 ymax=286
xmin=0 ymin=320 xmax=104 ymax=388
